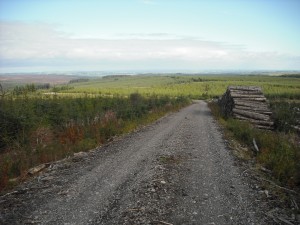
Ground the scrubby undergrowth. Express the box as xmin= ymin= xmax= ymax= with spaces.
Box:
xmin=208 ymin=101 xmax=300 ymax=188
xmin=0 ymin=93 xmax=190 ymax=192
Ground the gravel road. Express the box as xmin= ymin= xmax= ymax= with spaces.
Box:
xmin=0 ymin=100 xmax=282 ymax=224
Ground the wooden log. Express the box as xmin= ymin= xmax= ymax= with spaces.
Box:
xmin=232 ymin=108 xmax=270 ymax=121
xmin=229 ymin=91 xmax=263 ymax=96
xmin=219 ymin=86 xmax=274 ymax=130
xmin=233 ymin=99 xmax=269 ymax=108
xmin=233 ymin=98 xmax=267 ymax=103
xmin=233 ymin=114 xmax=274 ymax=126
xmin=234 ymin=103 xmax=269 ymax=110
xmin=234 ymin=105 xmax=272 ymax=115
xmin=228 ymin=85 xmax=262 ymax=90
xmin=234 ymin=105 xmax=270 ymax=112
xmin=228 ymin=86 xmax=262 ymax=92
xmin=229 ymin=88 xmax=261 ymax=92
xmin=234 ymin=115 xmax=274 ymax=130
xmin=230 ymin=94 xmax=267 ymax=100
xmin=236 ymin=97 xmax=266 ymax=102
xmin=236 ymin=101 xmax=264 ymax=106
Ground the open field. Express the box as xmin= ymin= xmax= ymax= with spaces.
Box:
xmin=56 ymin=74 xmax=300 ymax=100
xmin=0 ymin=74 xmax=85 ymax=90
xmin=2 ymin=73 xmax=300 ymax=99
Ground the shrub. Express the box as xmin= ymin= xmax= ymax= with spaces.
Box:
xmin=270 ymin=101 xmax=300 ymax=132
xmin=0 ymin=110 xmax=22 ymax=150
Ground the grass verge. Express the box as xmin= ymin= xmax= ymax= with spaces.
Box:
xmin=208 ymin=101 xmax=300 ymax=188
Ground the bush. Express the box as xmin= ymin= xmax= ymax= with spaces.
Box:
xmin=0 ymin=110 xmax=22 ymax=150
xmin=270 ymin=101 xmax=300 ymax=132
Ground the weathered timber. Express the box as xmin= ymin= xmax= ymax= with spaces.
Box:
xmin=233 ymin=108 xmax=270 ymax=121
xmin=219 ymin=86 xmax=274 ymax=130
xmin=234 ymin=105 xmax=272 ymax=115
xmin=234 ymin=100 xmax=269 ymax=109
xmin=232 ymin=96 xmax=267 ymax=101
xmin=229 ymin=90 xmax=263 ymax=95
xmin=234 ymin=115 xmax=274 ymax=126
xmin=230 ymin=93 xmax=265 ymax=99
xmin=228 ymin=86 xmax=262 ymax=91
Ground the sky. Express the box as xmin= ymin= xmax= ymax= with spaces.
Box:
xmin=0 ymin=0 xmax=300 ymax=73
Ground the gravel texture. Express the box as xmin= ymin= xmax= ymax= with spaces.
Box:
xmin=0 ymin=100 xmax=297 ymax=224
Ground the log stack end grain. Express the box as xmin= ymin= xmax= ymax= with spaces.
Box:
xmin=219 ymin=86 xmax=274 ymax=130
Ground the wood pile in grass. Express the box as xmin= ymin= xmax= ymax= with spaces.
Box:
xmin=219 ymin=86 xmax=274 ymax=130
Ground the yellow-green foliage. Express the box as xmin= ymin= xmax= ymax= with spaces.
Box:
xmin=55 ymin=75 xmax=300 ymax=100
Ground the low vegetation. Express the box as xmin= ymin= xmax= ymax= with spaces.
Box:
xmin=56 ymin=75 xmax=300 ymax=100
xmin=1 ymin=73 xmax=299 ymax=192
xmin=209 ymin=102 xmax=300 ymax=188
xmin=0 ymin=92 xmax=189 ymax=191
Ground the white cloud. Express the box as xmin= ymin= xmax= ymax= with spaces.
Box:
xmin=0 ymin=21 xmax=299 ymax=71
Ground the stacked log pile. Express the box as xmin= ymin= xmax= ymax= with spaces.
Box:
xmin=219 ymin=86 xmax=274 ymax=130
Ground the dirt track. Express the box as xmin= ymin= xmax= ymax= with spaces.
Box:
xmin=0 ymin=101 xmax=285 ymax=224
